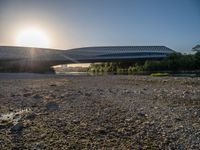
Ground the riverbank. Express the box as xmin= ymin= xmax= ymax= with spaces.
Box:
xmin=0 ymin=74 xmax=200 ymax=149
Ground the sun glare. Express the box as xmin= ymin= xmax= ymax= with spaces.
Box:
xmin=16 ymin=27 xmax=50 ymax=48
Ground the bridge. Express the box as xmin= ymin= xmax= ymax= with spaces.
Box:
xmin=0 ymin=46 xmax=175 ymax=72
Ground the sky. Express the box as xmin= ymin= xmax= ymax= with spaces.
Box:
xmin=0 ymin=0 xmax=200 ymax=53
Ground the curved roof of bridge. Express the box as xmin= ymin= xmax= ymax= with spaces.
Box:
xmin=0 ymin=46 xmax=175 ymax=61
xmin=66 ymin=46 xmax=174 ymax=52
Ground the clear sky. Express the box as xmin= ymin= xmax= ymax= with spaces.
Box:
xmin=0 ymin=0 xmax=200 ymax=52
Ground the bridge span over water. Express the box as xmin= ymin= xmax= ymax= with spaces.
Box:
xmin=0 ymin=46 xmax=175 ymax=72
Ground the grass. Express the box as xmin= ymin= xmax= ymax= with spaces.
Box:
xmin=150 ymin=72 xmax=169 ymax=77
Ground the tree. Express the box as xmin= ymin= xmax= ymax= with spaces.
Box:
xmin=192 ymin=44 xmax=200 ymax=52
xmin=167 ymin=53 xmax=182 ymax=71
xmin=179 ymin=54 xmax=196 ymax=70
xmin=195 ymin=51 xmax=200 ymax=69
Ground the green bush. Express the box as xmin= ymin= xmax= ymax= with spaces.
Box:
xmin=88 ymin=51 xmax=200 ymax=74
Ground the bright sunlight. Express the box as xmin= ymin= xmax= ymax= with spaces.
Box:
xmin=16 ymin=27 xmax=50 ymax=48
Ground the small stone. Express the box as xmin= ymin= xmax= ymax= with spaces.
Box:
xmin=63 ymin=130 xmax=69 ymax=135
xmin=96 ymin=127 xmax=107 ymax=134
xmin=0 ymin=122 xmax=13 ymax=129
xmin=175 ymin=125 xmax=183 ymax=131
xmin=166 ymin=124 xmax=173 ymax=128
xmin=10 ymin=94 xmax=15 ymax=97
xmin=175 ymin=117 xmax=183 ymax=122
xmin=23 ymin=93 xmax=32 ymax=97
xmin=192 ymin=123 xmax=199 ymax=128
xmin=72 ymin=119 xmax=80 ymax=124
xmin=138 ymin=112 xmax=148 ymax=117
xmin=194 ymin=110 xmax=200 ymax=117
xmin=149 ymin=121 xmax=155 ymax=126
xmin=163 ymin=80 xmax=167 ymax=83
xmin=33 ymin=142 xmax=46 ymax=150
xmin=50 ymin=84 xmax=57 ymax=87
xmin=125 ymin=118 xmax=132 ymax=122
xmin=40 ymin=133 xmax=47 ymax=139
xmin=25 ymin=112 xmax=36 ymax=120
xmin=46 ymin=102 xmax=59 ymax=111
xmin=154 ymin=107 xmax=158 ymax=109
xmin=85 ymin=93 xmax=91 ymax=97
xmin=122 ymin=89 xmax=130 ymax=94
xmin=10 ymin=123 xmax=23 ymax=133
xmin=33 ymin=94 xmax=42 ymax=99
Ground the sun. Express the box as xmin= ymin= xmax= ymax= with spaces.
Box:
xmin=16 ymin=27 xmax=50 ymax=48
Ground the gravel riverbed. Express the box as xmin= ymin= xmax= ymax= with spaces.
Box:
xmin=0 ymin=74 xmax=200 ymax=149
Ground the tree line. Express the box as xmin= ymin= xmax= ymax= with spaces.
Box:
xmin=88 ymin=51 xmax=200 ymax=74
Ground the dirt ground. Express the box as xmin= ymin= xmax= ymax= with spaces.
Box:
xmin=0 ymin=74 xmax=200 ymax=149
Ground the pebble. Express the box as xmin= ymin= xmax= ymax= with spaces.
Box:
xmin=138 ymin=112 xmax=148 ymax=117
xmin=96 ymin=127 xmax=107 ymax=134
xmin=84 ymin=93 xmax=91 ymax=97
xmin=45 ymin=102 xmax=59 ymax=111
xmin=33 ymin=94 xmax=42 ymax=99
xmin=1 ymin=75 xmax=200 ymax=149
xmin=10 ymin=123 xmax=23 ymax=133
xmin=23 ymin=93 xmax=32 ymax=97
xmin=25 ymin=112 xmax=36 ymax=120
xmin=72 ymin=119 xmax=80 ymax=124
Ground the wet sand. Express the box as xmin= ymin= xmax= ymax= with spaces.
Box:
xmin=0 ymin=74 xmax=200 ymax=149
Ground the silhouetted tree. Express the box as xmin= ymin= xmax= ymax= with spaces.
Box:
xmin=192 ymin=44 xmax=200 ymax=52
xmin=195 ymin=51 xmax=200 ymax=69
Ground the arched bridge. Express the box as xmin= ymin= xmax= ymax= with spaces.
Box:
xmin=0 ymin=46 xmax=175 ymax=72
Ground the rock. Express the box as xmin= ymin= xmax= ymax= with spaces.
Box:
xmin=122 ymin=89 xmax=130 ymax=94
xmin=137 ymin=145 xmax=142 ymax=150
xmin=138 ymin=112 xmax=148 ymax=117
xmin=149 ymin=121 xmax=155 ymax=126
xmin=45 ymin=102 xmax=59 ymax=111
xmin=9 ymin=108 xmax=14 ymax=111
xmin=77 ymin=90 xmax=83 ymax=95
xmin=23 ymin=93 xmax=32 ymax=97
xmin=174 ymin=117 xmax=183 ymax=122
xmin=10 ymin=123 xmax=23 ymax=133
xmin=33 ymin=142 xmax=46 ymax=150
xmin=40 ymin=133 xmax=47 ymax=139
xmin=33 ymin=94 xmax=42 ymax=99
xmin=63 ymin=130 xmax=69 ymax=135
xmin=0 ymin=122 xmax=13 ymax=130
xmin=194 ymin=110 xmax=200 ymax=117
xmin=72 ymin=119 xmax=80 ymax=124
xmin=25 ymin=112 xmax=36 ymax=120
xmin=166 ymin=124 xmax=173 ymax=128
xmin=177 ymin=144 xmax=184 ymax=150
xmin=11 ymin=146 xmax=22 ymax=150
xmin=10 ymin=94 xmax=15 ymax=97
xmin=175 ymin=125 xmax=184 ymax=131
xmin=50 ymin=84 xmax=57 ymax=87
xmin=96 ymin=127 xmax=107 ymax=134
xmin=162 ymin=80 xmax=168 ymax=83
xmin=85 ymin=93 xmax=91 ymax=97
xmin=154 ymin=106 xmax=158 ymax=109
xmin=125 ymin=118 xmax=133 ymax=122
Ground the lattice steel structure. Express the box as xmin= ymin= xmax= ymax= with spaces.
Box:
xmin=0 ymin=46 xmax=175 ymax=63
